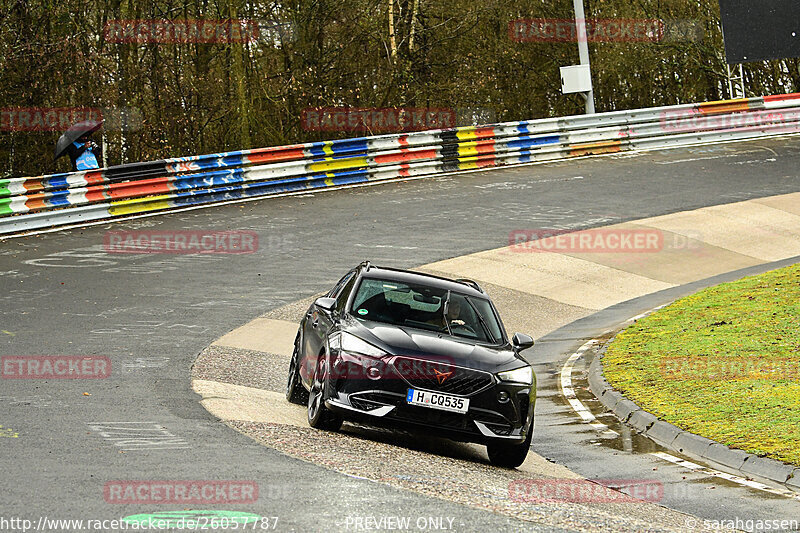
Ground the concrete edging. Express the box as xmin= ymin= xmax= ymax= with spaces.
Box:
xmin=587 ymin=335 xmax=800 ymax=490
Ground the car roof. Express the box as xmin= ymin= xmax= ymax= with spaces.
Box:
xmin=358 ymin=264 xmax=488 ymax=299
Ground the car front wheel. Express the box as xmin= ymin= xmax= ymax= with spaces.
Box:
xmin=286 ymin=334 xmax=309 ymax=405
xmin=307 ymin=356 xmax=343 ymax=431
xmin=487 ymin=426 xmax=533 ymax=469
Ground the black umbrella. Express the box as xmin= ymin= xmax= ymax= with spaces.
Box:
xmin=54 ymin=119 xmax=103 ymax=160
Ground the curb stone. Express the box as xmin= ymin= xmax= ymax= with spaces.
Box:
xmin=586 ymin=333 xmax=800 ymax=492
xmin=703 ymin=443 xmax=752 ymax=471
xmin=645 ymin=421 xmax=682 ymax=448
xmin=672 ymin=433 xmax=714 ymax=458
xmin=626 ymin=410 xmax=658 ymax=433
xmin=598 ymin=389 xmax=623 ymax=411
xmin=787 ymin=469 xmax=800 ymax=491
xmin=587 ymin=360 xmax=608 ymax=398
xmin=613 ymin=399 xmax=640 ymax=423
xmin=740 ymin=457 xmax=795 ymax=484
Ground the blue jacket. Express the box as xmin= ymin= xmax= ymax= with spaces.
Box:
xmin=67 ymin=141 xmax=100 ymax=171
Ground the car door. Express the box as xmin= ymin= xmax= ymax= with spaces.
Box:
xmin=302 ymin=270 xmax=356 ymax=384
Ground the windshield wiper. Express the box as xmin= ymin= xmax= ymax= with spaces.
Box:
xmin=442 ymin=290 xmax=453 ymax=336
xmin=465 ymin=297 xmax=497 ymax=344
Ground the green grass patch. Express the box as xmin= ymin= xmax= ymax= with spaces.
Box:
xmin=604 ymin=263 xmax=800 ymax=465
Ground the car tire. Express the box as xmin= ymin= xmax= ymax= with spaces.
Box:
xmin=307 ymin=356 xmax=343 ymax=431
xmin=286 ymin=334 xmax=309 ymax=405
xmin=487 ymin=426 xmax=533 ymax=469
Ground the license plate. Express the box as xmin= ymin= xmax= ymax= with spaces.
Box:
xmin=406 ymin=389 xmax=469 ymax=414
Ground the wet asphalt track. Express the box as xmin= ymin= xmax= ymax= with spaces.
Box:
xmin=2 ymin=136 xmax=800 ymax=531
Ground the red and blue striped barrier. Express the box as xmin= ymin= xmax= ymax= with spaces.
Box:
xmin=2 ymin=93 xmax=799 ymax=235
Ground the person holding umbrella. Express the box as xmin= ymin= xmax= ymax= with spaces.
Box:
xmin=54 ymin=119 xmax=103 ymax=172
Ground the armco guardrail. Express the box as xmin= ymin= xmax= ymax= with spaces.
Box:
xmin=2 ymin=93 xmax=799 ymax=235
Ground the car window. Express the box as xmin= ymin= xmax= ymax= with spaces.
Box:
xmin=327 ymin=271 xmax=355 ymax=298
xmin=335 ymin=273 xmax=358 ymax=314
xmin=350 ymin=278 xmax=503 ymax=344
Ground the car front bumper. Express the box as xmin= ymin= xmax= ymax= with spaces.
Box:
xmin=325 ymin=353 xmax=535 ymax=445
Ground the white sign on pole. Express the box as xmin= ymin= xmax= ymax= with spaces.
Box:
xmin=560 ymin=64 xmax=593 ymax=95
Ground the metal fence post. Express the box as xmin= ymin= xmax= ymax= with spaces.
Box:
xmin=573 ymin=0 xmax=596 ymax=114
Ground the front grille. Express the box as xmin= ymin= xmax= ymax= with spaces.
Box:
xmin=473 ymin=410 xmax=510 ymax=425
xmin=349 ymin=397 xmax=382 ymax=411
xmin=349 ymin=392 xmax=400 ymax=411
xmin=482 ymin=422 xmax=513 ymax=436
xmin=360 ymin=392 xmax=404 ymax=405
xmin=392 ymin=356 xmax=494 ymax=396
xmin=390 ymin=404 xmax=473 ymax=431
xmin=474 ymin=410 xmax=514 ymax=436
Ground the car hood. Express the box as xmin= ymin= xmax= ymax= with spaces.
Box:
xmin=342 ymin=316 xmax=523 ymax=372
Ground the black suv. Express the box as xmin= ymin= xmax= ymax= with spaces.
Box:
xmin=286 ymin=262 xmax=536 ymax=468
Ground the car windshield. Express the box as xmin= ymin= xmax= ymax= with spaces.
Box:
xmin=350 ymin=278 xmax=503 ymax=344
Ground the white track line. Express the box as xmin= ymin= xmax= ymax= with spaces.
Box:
xmin=627 ymin=304 xmax=667 ymax=323
xmin=561 ymin=335 xmax=800 ymax=501
xmin=559 ymin=339 xmax=619 ymax=436
xmin=652 ymin=452 xmax=800 ymax=501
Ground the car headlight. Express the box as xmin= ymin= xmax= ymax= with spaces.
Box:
xmin=497 ymin=366 xmax=533 ymax=384
xmin=339 ymin=332 xmax=387 ymax=358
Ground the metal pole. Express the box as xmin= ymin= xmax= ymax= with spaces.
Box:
xmin=101 ymin=129 xmax=108 ymax=169
xmin=725 ymin=63 xmax=746 ymax=99
xmin=737 ymin=63 xmax=746 ymax=98
xmin=573 ymin=0 xmax=595 ymax=114
xmin=726 ymin=64 xmax=734 ymax=99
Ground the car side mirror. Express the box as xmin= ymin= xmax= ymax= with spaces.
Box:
xmin=512 ymin=333 xmax=534 ymax=351
xmin=315 ymin=297 xmax=336 ymax=313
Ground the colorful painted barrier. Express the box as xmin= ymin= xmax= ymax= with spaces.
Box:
xmin=2 ymin=93 xmax=800 ymax=235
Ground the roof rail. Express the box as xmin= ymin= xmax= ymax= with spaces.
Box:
xmin=455 ymin=278 xmax=484 ymax=293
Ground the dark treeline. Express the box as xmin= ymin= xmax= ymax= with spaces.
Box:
xmin=1 ymin=0 xmax=798 ymax=177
